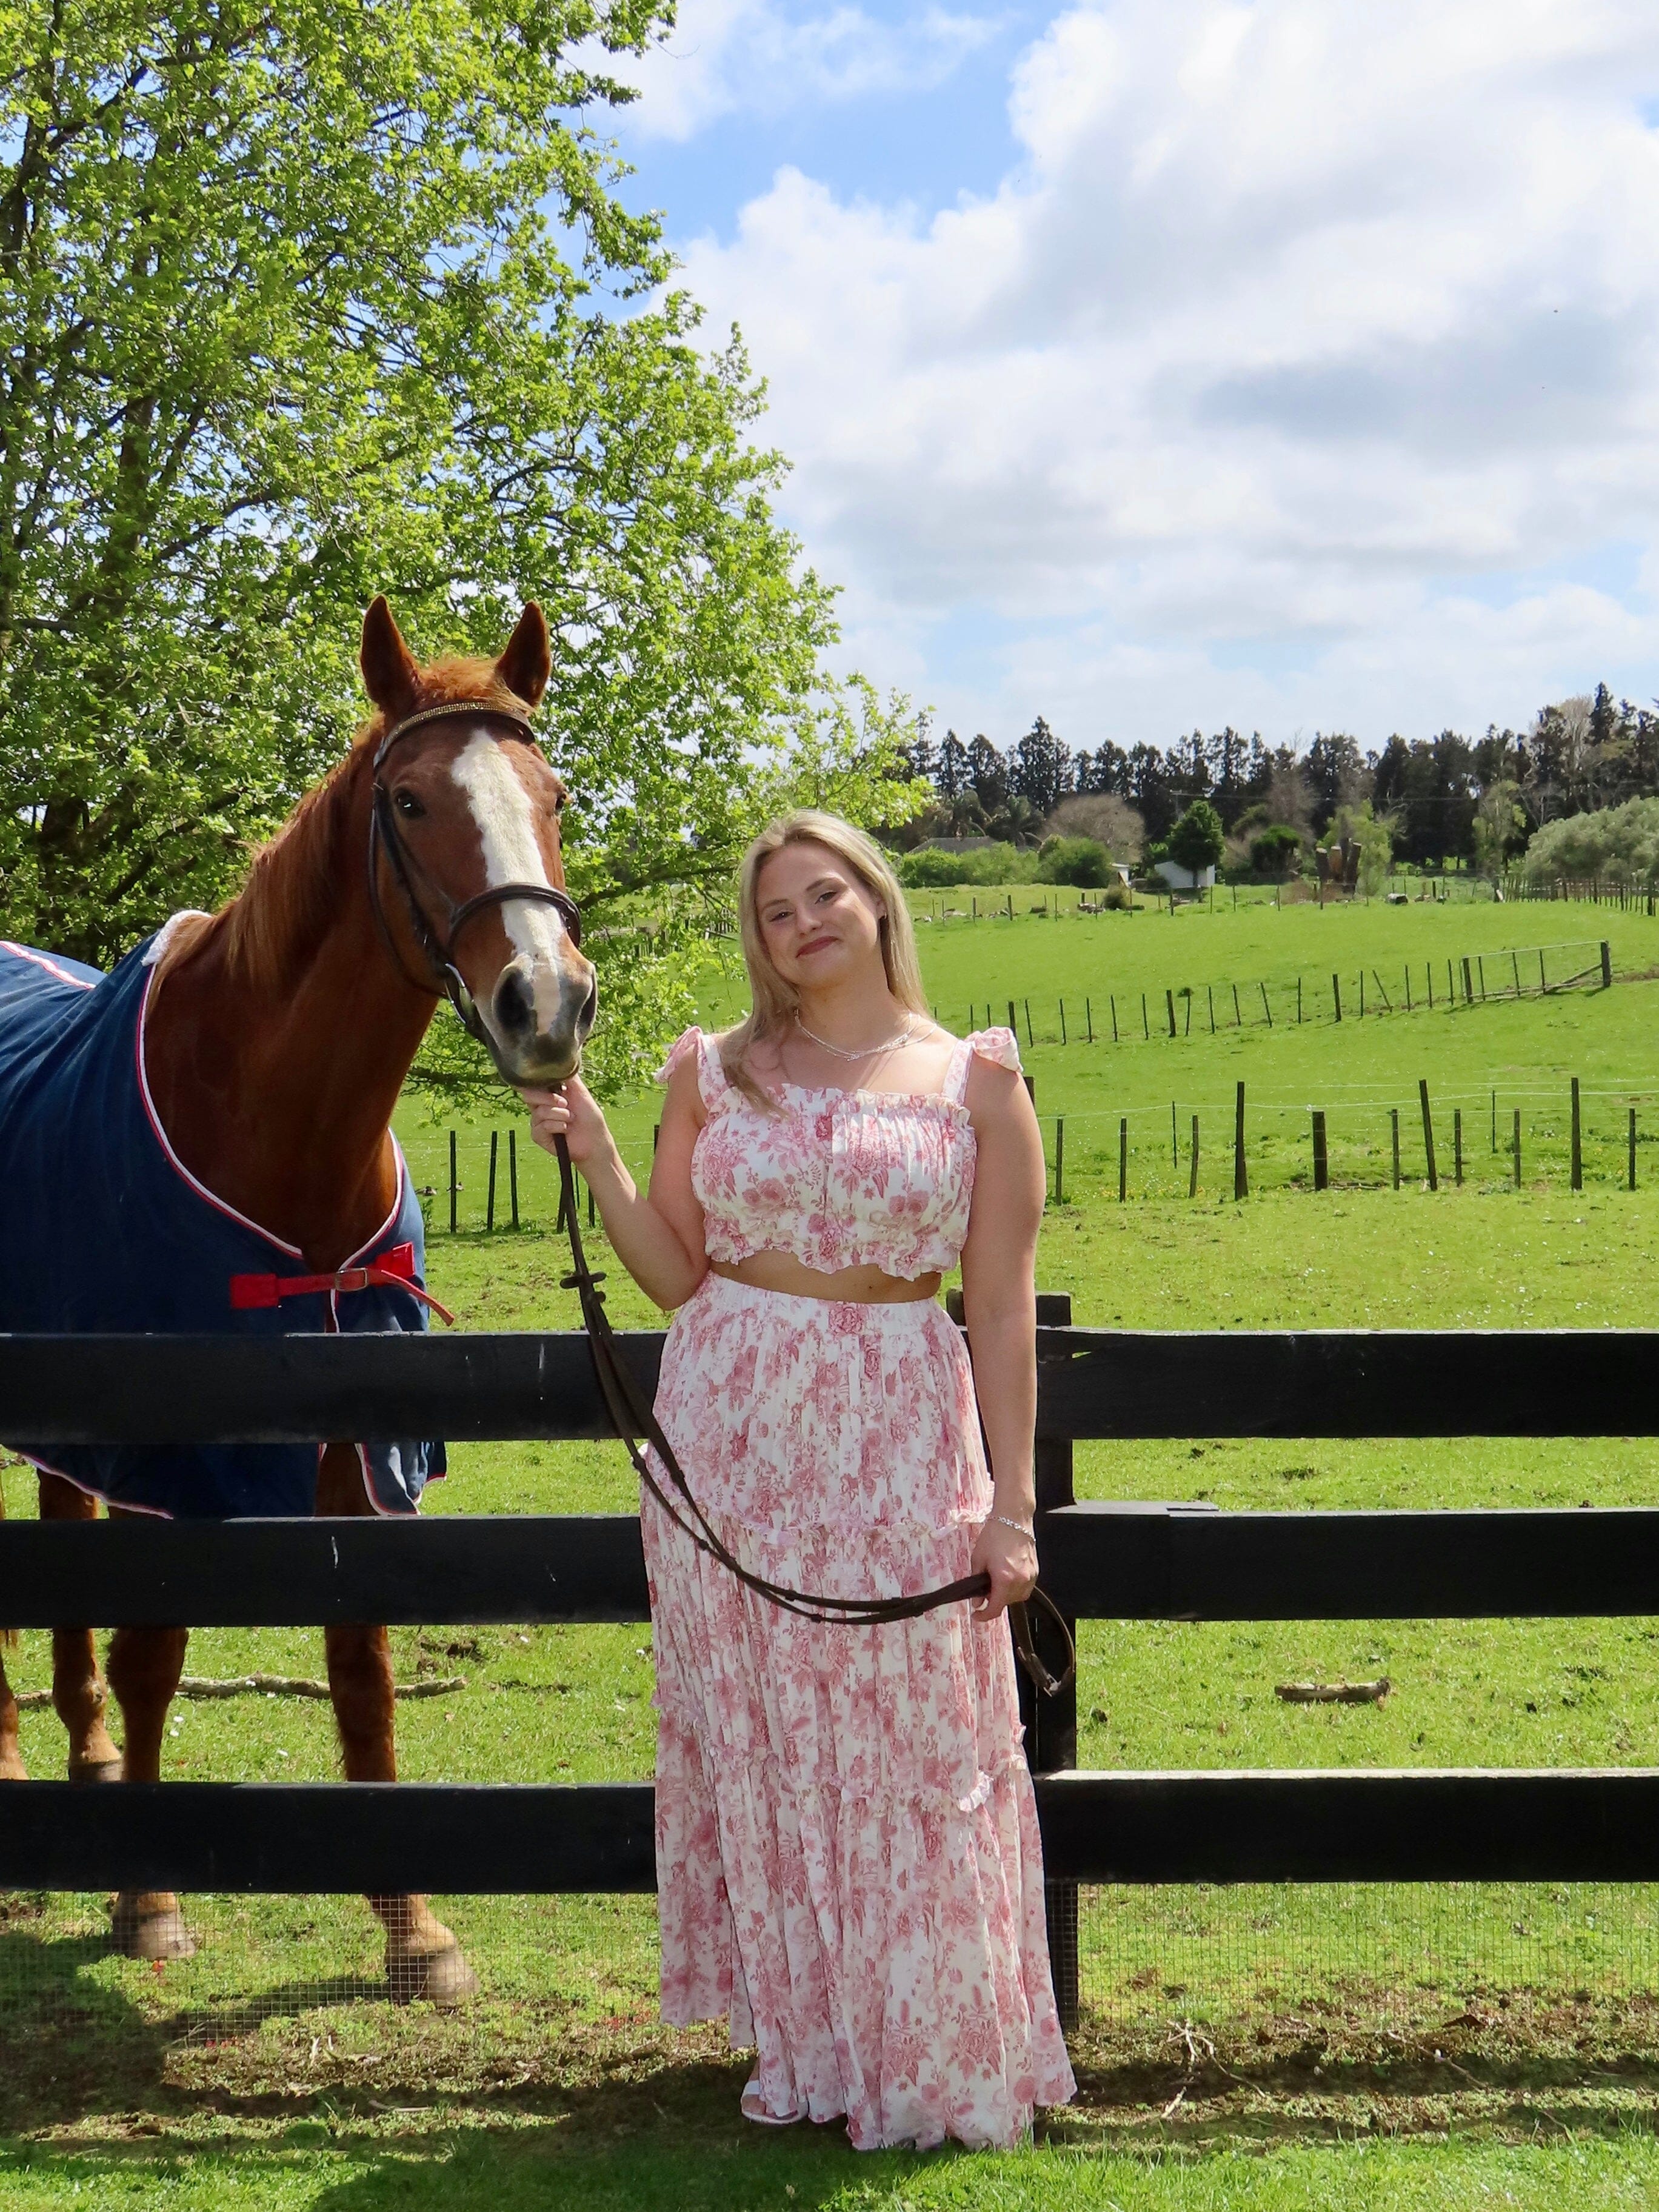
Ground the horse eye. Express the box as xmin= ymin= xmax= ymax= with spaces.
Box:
xmin=554 ymin=790 xmax=569 ymax=814
xmin=394 ymin=789 xmax=424 ymax=819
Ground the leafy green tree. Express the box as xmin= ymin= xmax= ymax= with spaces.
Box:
xmin=1330 ymin=800 xmax=1396 ymax=896
xmin=0 ymin=0 xmax=918 ymax=1094
xmin=1472 ymin=780 xmax=1526 ymax=881
xmin=1167 ymin=798 xmax=1225 ymax=875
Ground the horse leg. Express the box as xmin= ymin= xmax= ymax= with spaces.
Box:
xmin=316 ymin=1443 xmax=478 ymax=2006
xmin=38 ymin=1475 xmax=121 ymax=1782
xmin=0 ymin=1646 xmax=23 ymax=1780
xmin=105 ymin=1613 xmax=195 ymax=1960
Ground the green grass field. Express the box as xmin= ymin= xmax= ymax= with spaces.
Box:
xmin=7 ymin=892 xmax=1659 ymax=2207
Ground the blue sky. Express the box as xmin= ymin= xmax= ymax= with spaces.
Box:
xmin=604 ymin=0 xmax=1659 ymax=754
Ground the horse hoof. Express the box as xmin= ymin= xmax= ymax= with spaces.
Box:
xmin=387 ymin=1943 xmax=479 ymax=2007
xmin=67 ymin=1756 xmax=123 ymax=1784
xmin=109 ymin=1899 xmax=196 ymax=1962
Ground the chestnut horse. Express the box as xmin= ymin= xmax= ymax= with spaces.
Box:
xmin=0 ymin=597 xmax=595 ymax=2002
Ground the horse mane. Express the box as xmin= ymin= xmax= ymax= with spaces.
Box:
xmin=159 ymin=654 xmax=533 ymax=997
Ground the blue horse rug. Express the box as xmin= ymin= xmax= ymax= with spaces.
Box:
xmin=0 ymin=929 xmax=446 ymax=1518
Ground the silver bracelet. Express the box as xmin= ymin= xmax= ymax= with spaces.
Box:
xmin=989 ymin=1513 xmax=1035 ymax=1538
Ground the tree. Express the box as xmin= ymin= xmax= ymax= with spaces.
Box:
xmin=1330 ymin=801 xmax=1395 ymax=896
xmin=0 ymin=0 xmax=906 ymax=1095
xmin=1010 ymin=717 xmax=1071 ymax=816
xmin=967 ymin=735 xmax=1009 ymax=814
xmin=936 ymin=729 xmax=969 ymax=799
xmin=1472 ymin=780 xmax=1526 ymax=880
xmin=1046 ymin=792 xmax=1143 ymax=858
xmin=1167 ymin=799 xmax=1225 ymax=875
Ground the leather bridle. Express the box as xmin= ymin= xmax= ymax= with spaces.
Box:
xmin=367 ymin=698 xmax=582 ymax=1049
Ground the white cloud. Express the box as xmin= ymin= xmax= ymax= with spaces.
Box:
xmin=669 ymin=0 xmax=1659 ymax=744
xmin=612 ymin=0 xmax=1000 ymax=141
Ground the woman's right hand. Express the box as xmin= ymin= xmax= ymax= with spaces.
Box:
xmin=522 ymin=1077 xmax=611 ymax=1171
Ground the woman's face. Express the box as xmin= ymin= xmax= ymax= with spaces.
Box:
xmin=753 ymin=841 xmax=887 ymax=995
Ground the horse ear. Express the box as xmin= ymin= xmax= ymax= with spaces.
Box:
xmin=360 ymin=596 xmax=421 ymax=720
xmin=496 ymin=602 xmax=550 ymax=709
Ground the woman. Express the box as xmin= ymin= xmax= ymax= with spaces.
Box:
xmin=526 ymin=810 xmax=1075 ymax=2150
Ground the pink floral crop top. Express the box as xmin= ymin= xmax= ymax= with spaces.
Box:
xmin=655 ymin=1026 xmax=1023 ymax=1281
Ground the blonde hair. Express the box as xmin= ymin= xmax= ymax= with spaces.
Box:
xmin=719 ymin=810 xmax=928 ymax=1106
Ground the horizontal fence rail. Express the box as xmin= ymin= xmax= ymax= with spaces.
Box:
xmin=5 ymin=1326 xmax=1659 ymax=1443
xmin=10 ymin=1318 xmax=1659 ymax=2022
xmin=6 ymin=1504 xmax=1659 ymax=1628
xmin=8 ymin=1773 xmax=1659 ymax=1891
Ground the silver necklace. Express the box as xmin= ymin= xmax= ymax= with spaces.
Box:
xmin=794 ymin=1011 xmax=918 ymax=1061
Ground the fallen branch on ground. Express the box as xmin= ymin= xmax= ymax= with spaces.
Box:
xmin=11 ymin=1672 xmax=466 ymax=1709
xmin=1275 ymin=1678 xmax=1390 ymax=1703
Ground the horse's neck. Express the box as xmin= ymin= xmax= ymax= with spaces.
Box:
xmin=143 ymin=837 xmax=436 ymax=1271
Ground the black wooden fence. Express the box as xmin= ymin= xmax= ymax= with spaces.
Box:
xmin=7 ymin=1306 xmax=1659 ymax=2029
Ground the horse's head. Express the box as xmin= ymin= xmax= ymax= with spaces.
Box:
xmin=361 ymin=596 xmax=597 ymax=1086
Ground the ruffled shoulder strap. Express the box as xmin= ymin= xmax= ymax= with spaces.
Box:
xmin=946 ymin=1026 xmax=1023 ymax=1101
xmin=653 ymin=1026 xmax=732 ymax=1109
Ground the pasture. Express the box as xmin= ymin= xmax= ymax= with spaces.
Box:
xmin=6 ymin=894 xmax=1659 ymax=2207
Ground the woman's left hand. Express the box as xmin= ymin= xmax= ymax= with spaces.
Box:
xmin=970 ymin=1516 xmax=1038 ymax=1621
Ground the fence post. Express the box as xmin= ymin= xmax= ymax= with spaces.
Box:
xmin=1514 ymin=1108 xmax=1523 ymax=1189
xmin=1232 ymin=983 xmax=1242 ymax=1028
xmin=1060 ymin=999 xmax=1067 ymax=1045
xmin=1478 ymin=956 xmax=1487 ymax=1001
xmin=449 ymin=1130 xmax=458 ymax=1235
xmin=1571 ymin=1077 xmax=1583 ymax=1191
xmin=1207 ymin=984 xmax=1216 ymax=1034
xmin=1170 ymin=1101 xmax=1178 ymax=1169
xmin=1024 ymin=998 xmax=1034 ymax=1049
xmin=1055 ymin=1119 xmax=1065 ymax=1204
xmin=1454 ymin=1108 xmax=1463 ymax=1188
xmin=1008 ymin=998 xmax=1018 ymax=1037
xmin=1142 ymin=994 xmax=1150 ymax=1040
xmin=1491 ymin=1091 xmax=1497 ymax=1154
xmin=1631 ymin=1108 xmax=1638 ymax=1192
xmin=1427 ymin=963 xmax=1434 ymax=1009
xmin=1391 ymin=1109 xmax=1401 ymax=1190
xmin=1404 ymin=967 xmax=1412 ymax=1012
xmin=1110 ymin=995 xmax=1118 ymax=1043
xmin=1358 ymin=971 xmax=1364 ymax=1018
xmin=1189 ymin=1114 xmax=1200 ymax=1198
xmin=1233 ymin=1082 xmax=1247 ymax=1200
xmin=1167 ymin=989 xmax=1177 ymax=1039
xmin=509 ymin=1130 xmax=520 ymax=1231
xmin=1030 ymin=1288 xmax=1078 ymax=2027
xmin=1297 ymin=976 xmax=1303 ymax=1023
xmin=1118 ymin=1117 xmax=1128 ymax=1203
xmin=1312 ymin=1111 xmax=1328 ymax=1191
xmin=1332 ymin=972 xmax=1342 ymax=1021
xmin=1602 ymin=940 xmax=1613 ymax=990
xmin=1539 ymin=948 xmax=1547 ymax=994
xmin=486 ymin=1131 xmax=499 ymax=1234
xmin=1086 ymin=997 xmax=1093 ymax=1044
xmin=1260 ymin=981 xmax=1272 ymax=1027
xmin=1420 ymin=1082 xmax=1438 ymax=1191
xmin=1462 ymin=957 xmax=1474 ymax=1005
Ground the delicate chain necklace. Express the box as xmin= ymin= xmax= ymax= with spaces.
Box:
xmin=794 ymin=1011 xmax=918 ymax=1061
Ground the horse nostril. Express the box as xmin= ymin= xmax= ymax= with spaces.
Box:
xmin=578 ymin=977 xmax=598 ymax=1037
xmin=493 ymin=968 xmax=536 ymax=1036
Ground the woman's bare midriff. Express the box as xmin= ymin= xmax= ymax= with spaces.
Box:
xmin=710 ymin=1255 xmax=943 ymax=1305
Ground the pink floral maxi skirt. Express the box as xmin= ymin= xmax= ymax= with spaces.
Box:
xmin=643 ymin=1273 xmax=1077 ymax=2150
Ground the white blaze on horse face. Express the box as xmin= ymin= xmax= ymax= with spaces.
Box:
xmin=450 ymin=732 xmax=582 ymax=1048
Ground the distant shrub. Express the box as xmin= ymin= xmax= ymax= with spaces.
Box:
xmin=897 ymin=842 xmax=1030 ymax=887
xmin=1521 ymin=799 xmax=1659 ymax=883
xmin=1249 ymin=824 xmax=1303 ymax=876
xmin=1036 ymin=836 xmax=1113 ymax=887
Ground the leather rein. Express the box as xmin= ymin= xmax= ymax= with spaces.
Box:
xmin=367 ymin=698 xmax=1074 ymax=1699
